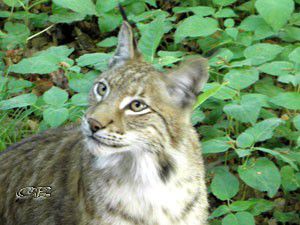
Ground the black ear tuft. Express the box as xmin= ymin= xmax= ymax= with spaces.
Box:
xmin=167 ymin=58 xmax=209 ymax=107
xmin=109 ymin=22 xmax=137 ymax=68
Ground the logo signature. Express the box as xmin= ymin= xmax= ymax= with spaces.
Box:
xmin=16 ymin=186 xmax=52 ymax=199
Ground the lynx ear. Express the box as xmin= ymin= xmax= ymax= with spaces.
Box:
xmin=167 ymin=58 xmax=209 ymax=108
xmin=109 ymin=22 xmax=136 ymax=68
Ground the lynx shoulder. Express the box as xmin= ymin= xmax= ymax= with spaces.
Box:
xmin=0 ymin=22 xmax=209 ymax=225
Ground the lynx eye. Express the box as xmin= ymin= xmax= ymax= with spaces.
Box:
xmin=97 ymin=82 xmax=107 ymax=96
xmin=129 ymin=100 xmax=148 ymax=112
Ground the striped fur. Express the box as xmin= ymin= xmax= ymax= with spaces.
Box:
xmin=0 ymin=22 xmax=209 ymax=225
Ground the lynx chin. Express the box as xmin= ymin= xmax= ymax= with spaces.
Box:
xmin=0 ymin=21 xmax=209 ymax=225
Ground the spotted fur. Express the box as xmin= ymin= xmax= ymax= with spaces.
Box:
xmin=0 ymin=22 xmax=209 ymax=225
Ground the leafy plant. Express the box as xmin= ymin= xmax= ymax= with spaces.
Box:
xmin=0 ymin=0 xmax=300 ymax=224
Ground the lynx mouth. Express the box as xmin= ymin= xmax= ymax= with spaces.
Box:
xmin=88 ymin=135 xmax=128 ymax=148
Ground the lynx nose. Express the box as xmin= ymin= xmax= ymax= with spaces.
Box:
xmin=87 ymin=118 xmax=102 ymax=133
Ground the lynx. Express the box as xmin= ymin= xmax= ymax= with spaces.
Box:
xmin=0 ymin=22 xmax=209 ymax=225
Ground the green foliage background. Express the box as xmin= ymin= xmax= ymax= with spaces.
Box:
xmin=0 ymin=0 xmax=300 ymax=224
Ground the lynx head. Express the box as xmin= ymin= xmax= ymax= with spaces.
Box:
xmin=82 ymin=22 xmax=209 ymax=156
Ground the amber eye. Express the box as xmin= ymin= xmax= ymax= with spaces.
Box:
xmin=97 ymin=82 xmax=107 ymax=96
xmin=129 ymin=100 xmax=148 ymax=112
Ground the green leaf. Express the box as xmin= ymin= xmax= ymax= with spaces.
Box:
xmin=211 ymin=166 xmax=239 ymax=200
xmin=244 ymin=43 xmax=283 ymax=65
xmin=255 ymin=147 xmax=298 ymax=170
xmin=97 ymin=37 xmax=117 ymax=47
xmin=209 ymin=205 xmax=230 ymax=219
xmin=175 ymin=16 xmax=219 ymax=43
xmin=209 ymin=48 xmax=233 ymax=68
xmin=289 ymin=47 xmax=300 ymax=63
xmin=0 ymin=93 xmax=37 ymax=110
xmin=10 ymin=46 xmax=74 ymax=74
xmin=222 ymin=212 xmax=255 ymax=225
xmin=71 ymin=93 xmax=89 ymax=106
xmin=49 ymin=12 xmax=86 ymax=24
xmin=173 ymin=6 xmax=215 ymax=16
xmin=223 ymin=94 xmax=263 ymax=124
xmin=98 ymin=12 xmax=122 ymax=33
xmin=194 ymin=82 xmax=230 ymax=108
xmin=1 ymin=22 xmax=30 ymax=50
xmin=7 ymin=79 xmax=32 ymax=94
xmin=293 ymin=115 xmax=300 ymax=131
xmin=269 ymin=92 xmax=300 ymax=110
xmin=138 ymin=18 xmax=167 ymax=62
xmin=255 ymin=0 xmax=294 ymax=31
xmin=95 ymin=0 xmax=119 ymax=13
xmin=213 ymin=0 xmax=237 ymax=7
xmin=214 ymin=8 xmax=237 ymax=18
xmin=43 ymin=87 xmax=68 ymax=106
xmin=248 ymin=199 xmax=275 ymax=216
xmin=191 ymin=108 xmax=205 ymax=126
xmin=259 ymin=61 xmax=294 ymax=76
xmin=76 ymin=53 xmax=112 ymax=71
xmin=3 ymin=0 xmax=27 ymax=7
xmin=43 ymin=107 xmax=69 ymax=127
xmin=202 ymin=137 xmax=231 ymax=154
xmin=236 ymin=133 xmax=255 ymax=148
xmin=240 ymin=118 xmax=283 ymax=143
xmin=238 ymin=157 xmax=281 ymax=197
xmin=235 ymin=149 xmax=251 ymax=158
xmin=68 ymin=74 xmax=95 ymax=94
xmin=53 ymin=0 xmax=96 ymax=15
xmin=239 ymin=15 xmax=275 ymax=40
xmin=280 ymin=166 xmax=300 ymax=192
xmin=229 ymin=201 xmax=256 ymax=212
xmin=224 ymin=68 xmax=259 ymax=90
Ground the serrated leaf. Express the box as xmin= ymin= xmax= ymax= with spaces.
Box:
xmin=175 ymin=16 xmax=218 ymax=43
xmin=209 ymin=205 xmax=230 ymax=219
xmin=259 ymin=61 xmax=294 ymax=76
xmin=236 ymin=133 xmax=255 ymax=148
xmin=255 ymin=147 xmax=298 ymax=170
xmin=223 ymin=94 xmax=263 ymax=124
xmin=194 ymin=82 xmax=229 ymax=109
xmin=269 ymin=92 xmax=300 ymax=110
xmin=173 ymin=6 xmax=215 ymax=16
xmin=1 ymin=22 xmax=30 ymax=50
xmin=222 ymin=212 xmax=255 ymax=225
xmin=0 ymin=93 xmax=37 ymax=110
xmin=10 ymin=46 xmax=74 ymax=74
xmin=255 ymin=0 xmax=294 ymax=31
xmin=289 ymin=47 xmax=300 ymax=63
xmin=281 ymin=166 xmax=300 ymax=192
xmin=202 ymin=137 xmax=231 ymax=154
xmin=76 ymin=53 xmax=112 ymax=71
xmin=138 ymin=18 xmax=168 ymax=62
xmin=211 ymin=166 xmax=239 ymax=200
xmin=224 ymin=68 xmax=259 ymax=90
xmin=213 ymin=0 xmax=237 ymax=7
xmin=97 ymin=37 xmax=117 ymax=47
xmin=244 ymin=43 xmax=283 ymax=65
xmin=248 ymin=199 xmax=275 ymax=216
xmin=229 ymin=201 xmax=256 ymax=212
xmin=53 ymin=0 xmax=96 ymax=15
xmin=239 ymin=15 xmax=275 ymax=40
xmin=43 ymin=87 xmax=68 ymax=106
xmin=43 ymin=107 xmax=69 ymax=127
xmin=240 ymin=118 xmax=283 ymax=143
xmin=71 ymin=93 xmax=89 ymax=106
xmin=293 ymin=115 xmax=300 ymax=131
xmin=238 ymin=157 xmax=281 ymax=197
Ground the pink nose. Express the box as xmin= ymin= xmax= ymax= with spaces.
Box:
xmin=87 ymin=118 xmax=102 ymax=133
